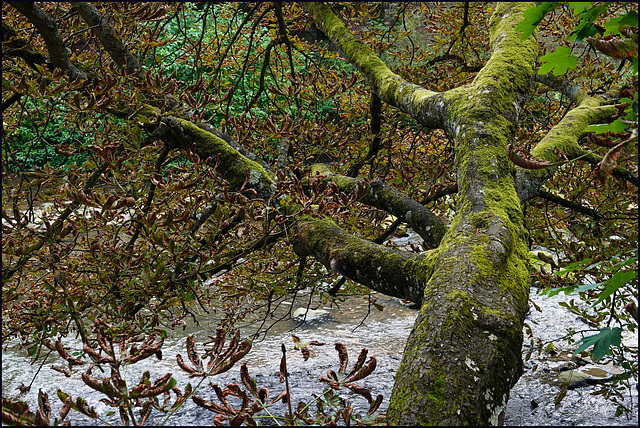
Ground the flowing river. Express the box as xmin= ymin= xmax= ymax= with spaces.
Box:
xmin=2 ymin=224 xmax=638 ymax=425
xmin=2 ymin=283 xmax=637 ymax=426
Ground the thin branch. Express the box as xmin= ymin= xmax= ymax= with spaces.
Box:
xmin=537 ymin=190 xmax=603 ymax=220
xmin=312 ymin=163 xmax=447 ymax=248
xmin=347 ymin=92 xmax=383 ymax=177
xmin=246 ymin=36 xmax=286 ymax=111
xmin=209 ymin=3 xmax=262 ymax=90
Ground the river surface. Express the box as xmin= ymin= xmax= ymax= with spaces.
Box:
xmin=2 ymin=217 xmax=638 ymax=425
xmin=2 ymin=282 xmax=637 ymax=426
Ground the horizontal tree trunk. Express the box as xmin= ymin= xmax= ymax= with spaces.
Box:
xmin=292 ymin=216 xmax=430 ymax=304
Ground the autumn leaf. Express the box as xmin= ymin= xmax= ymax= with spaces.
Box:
xmin=507 ymin=144 xmax=556 ymax=169
xmin=594 ymin=141 xmax=626 ymax=183
xmin=586 ymin=36 xmax=638 ymax=60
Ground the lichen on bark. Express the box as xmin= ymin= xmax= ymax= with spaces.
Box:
xmin=292 ymin=216 xmax=431 ymax=304
xmin=381 ymin=2 xmax=537 ymax=425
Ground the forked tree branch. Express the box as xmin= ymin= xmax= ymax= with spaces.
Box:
xmin=9 ymin=2 xmax=85 ymax=81
xmin=310 ymin=163 xmax=447 ymax=248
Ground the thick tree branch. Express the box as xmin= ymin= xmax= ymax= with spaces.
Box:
xmin=71 ymin=2 xmax=143 ymax=75
xmin=9 ymin=2 xmax=85 ymax=81
xmin=302 ymin=3 xmax=447 ymax=130
xmin=516 ymin=102 xmax=618 ymax=202
xmin=195 ymin=122 xmax=272 ymax=174
xmin=292 ymin=217 xmax=429 ymax=304
xmin=386 ymin=3 xmax=537 ymax=424
xmin=534 ymin=72 xmax=590 ymax=104
xmin=516 ymin=75 xmax=635 ymax=201
xmin=310 ymin=163 xmax=447 ymax=248
xmin=145 ymin=115 xmax=275 ymax=199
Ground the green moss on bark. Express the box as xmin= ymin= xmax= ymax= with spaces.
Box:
xmin=173 ymin=118 xmax=275 ymax=196
xmin=387 ymin=3 xmax=536 ymax=425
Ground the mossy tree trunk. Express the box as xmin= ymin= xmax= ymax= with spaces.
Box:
xmin=305 ymin=2 xmax=536 ymax=425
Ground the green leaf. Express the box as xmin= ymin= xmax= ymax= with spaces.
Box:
xmin=168 ymin=377 xmax=177 ymax=389
xmin=567 ymin=4 xmax=608 ymax=42
xmin=592 ymin=270 xmax=637 ymax=306
xmin=539 ymin=46 xmax=578 ymax=76
xmin=568 ymin=2 xmax=592 ymax=15
xmin=517 ymin=2 xmax=558 ymax=40
xmin=584 ymin=117 xmax=629 ymax=134
xmin=603 ymin=11 xmax=639 ymax=36
xmin=574 ymin=327 xmax=622 ymax=361
xmin=57 ymin=389 xmax=69 ymax=402
xmin=542 ymin=281 xmax=603 ymax=297
xmin=604 ymin=254 xmax=637 ymax=273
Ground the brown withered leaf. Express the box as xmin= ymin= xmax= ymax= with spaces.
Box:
xmin=345 ymin=383 xmax=372 ymax=403
xmin=271 ymin=389 xmax=288 ymax=404
xmin=587 ymin=132 xmax=620 ymax=147
xmin=54 ymin=339 xmax=84 ymax=367
xmin=229 ymin=413 xmax=253 ymax=426
xmin=186 ymin=335 xmax=201 ymax=368
xmin=176 ymin=354 xmax=204 ymax=377
xmin=624 ymin=301 xmax=638 ymax=321
xmin=257 ymin=387 xmax=269 ymax=404
xmin=594 ymin=142 xmax=626 ymax=183
xmin=344 ymin=356 xmax=377 ymax=383
xmin=210 ymin=339 xmax=252 ymax=375
xmin=342 ymin=406 xmax=353 ymax=425
xmin=301 ymin=346 xmax=310 ymax=361
xmin=240 ymin=363 xmax=258 ymax=396
xmin=345 ymin=348 xmax=368 ymax=379
xmin=507 ymin=144 xmax=556 ymax=169
xmin=34 ymin=390 xmax=51 ymax=426
xmin=213 ymin=413 xmax=228 ymax=426
xmin=369 ymin=394 xmax=384 ymax=415
xmin=193 ymin=394 xmax=235 ymax=416
xmin=335 ymin=343 xmax=348 ymax=375
xmin=51 ymin=366 xmax=71 ymax=377
xmin=587 ymin=36 xmax=638 ymax=60
xmin=139 ymin=401 xmax=153 ymax=425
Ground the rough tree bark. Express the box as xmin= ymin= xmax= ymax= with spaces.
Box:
xmin=301 ymin=3 xmax=536 ymax=424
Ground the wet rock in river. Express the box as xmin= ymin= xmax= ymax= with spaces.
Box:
xmin=558 ymin=363 xmax=624 ymax=389
xmin=293 ymin=307 xmax=333 ymax=324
